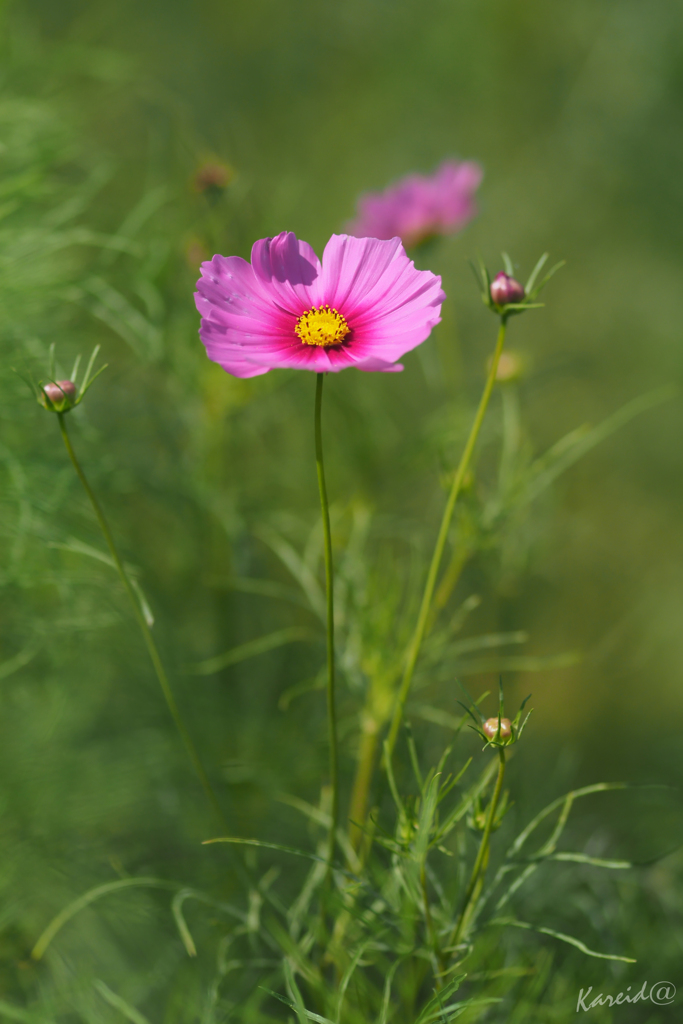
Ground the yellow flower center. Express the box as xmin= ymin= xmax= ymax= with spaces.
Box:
xmin=295 ymin=305 xmax=350 ymax=347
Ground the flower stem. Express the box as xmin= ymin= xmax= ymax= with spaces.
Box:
xmin=449 ymin=748 xmax=506 ymax=952
xmin=314 ymin=374 xmax=339 ymax=874
xmin=56 ymin=412 xmax=226 ymax=827
xmin=385 ymin=316 xmax=508 ymax=760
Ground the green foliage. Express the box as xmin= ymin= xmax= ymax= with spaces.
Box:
xmin=1 ymin=3 xmax=683 ymax=1023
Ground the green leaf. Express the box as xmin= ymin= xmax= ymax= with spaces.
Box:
xmin=435 ymin=758 xmax=498 ymax=841
xmin=255 ymin=526 xmax=325 ymax=620
xmin=414 ymin=770 xmax=441 ymax=861
xmin=379 ymin=959 xmax=404 ymax=1024
xmin=548 ymin=852 xmax=632 ymax=869
xmin=0 ymin=639 xmax=41 ymax=681
xmin=519 ymin=386 xmax=678 ymax=509
xmin=383 ymin=739 xmax=407 ymax=820
xmin=262 ymin=987 xmax=335 ymax=1024
xmin=509 ymin=783 xmax=627 ymax=859
xmin=130 ymin=577 xmax=154 ymax=628
xmin=203 ymin=837 xmax=343 ymax=873
xmin=221 ymin=576 xmax=310 ymax=609
xmin=283 ymin=960 xmax=313 ymax=1024
xmin=75 ymin=276 xmax=162 ymax=360
xmin=31 ymin=877 xmax=180 ymax=960
xmin=188 ymin=627 xmax=317 ymax=675
xmin=526 ymin=259 xmax=565 ymax=300
xmin=489 ymin=917 xmax=636 ymax=963
xmin=93 ymin=981 xmax=153 ymax=1024
xmin=455 ymin=651 xmax=580 ymax=676
xmin=415 ymin=973 xmax=466 ymax=1024
xmin=0 ymin=1000 xmax=55 ymax=1024
xmin=335 ymin=939 xmax=373 ymax=1021
xmin=407 ymin=704 xmax=464 ymax=731
xmin=79 ymin=343 xmax=101 ymax=390
xmin=276 ymin=792 xmax=361 ymax=871
xmin=524 ymin=253 xmax=549 ymax=294
xmin=406 ymin=721 xmax=424 ymax=789
xmin=278 ymin=670 xmax=326 ymax=711
xmin=171 ymin=889 xmax=201 ymax=957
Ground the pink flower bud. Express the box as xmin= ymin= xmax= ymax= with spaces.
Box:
xmin=42 ymin=380 xmax=77 ymax=411
xmin=482 ymin=716 xmax=512 ymax=740
xmin=490 ymin=272 xmax=525 ymax=306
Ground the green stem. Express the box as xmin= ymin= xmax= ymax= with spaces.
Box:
xmin=314 ymin=374 xmax=339 ymax=874
xmin=56 ymin=412 xmax=226 ymax=827
xmin=385 ymin=316 xmax=508 ymax=759
xmin=449 ymin=748 xmax=506 ymax=951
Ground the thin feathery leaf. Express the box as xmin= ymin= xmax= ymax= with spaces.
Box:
xmin=70 ymin=352 xmax=81 ymax=384
xmin=524 ymin=253 xmax=549 ymax=294
xmin=283 ymin=960 xmax=312 ymax=1024
xmin=489 ymin=918 xmax=636 ymax=963
xmin=32 ymin=877 xmax=180 ymax=960
xmin=94 ymin=981 xmax=153 ymax=1024
xmin=527 ymin=260 xmax=565 ymax=299
xmin=335 ymin=939 xmax=373 ymax=1021
xmin=379 ymin=959 xmax=404 ymax=1024
xmin=406 ymin=721 xmax=424 ymax=789
xmin=80 ymin=343 xmax=101 ymax=391
xmin=76 ymin=360 xmax=108 ymax=400
xmin=188 ymin=627 xmax=317 ymax=675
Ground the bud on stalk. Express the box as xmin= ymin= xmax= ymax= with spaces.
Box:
xmin=490 ymin=272 xmax=525 ymax=307
xmin=483 ymin=716 xmax=512 ymax=741
xmin=41 ymin=380 xmax=77 ymax=412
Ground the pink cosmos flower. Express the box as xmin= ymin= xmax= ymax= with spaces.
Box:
xmin=195 ymin=232 xmax=445 ymax=378
xmin=346 ymin=160 xmax=483 ymax=248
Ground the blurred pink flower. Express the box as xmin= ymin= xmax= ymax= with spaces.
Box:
xmin=195 ymin=231 xmax=445 ymax=378
xmin=347 ymin=160 xmax=483 ymax=248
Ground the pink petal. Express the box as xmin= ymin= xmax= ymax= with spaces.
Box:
xmin=318 ymin=235 xmax=407 ymax=313
xmin=250 ymin=232 xmax=323 ymax=311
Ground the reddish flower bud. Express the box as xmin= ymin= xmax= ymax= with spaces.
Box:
xmin=191 ymin=160 xmax=233 ymax=195
xmin=482 ymin=716 xmax=512 ymax=740
xmin=490 ymin=272 xmax=525 ymax=306
xmin=42 ymin=380 xmax=77 ymax=411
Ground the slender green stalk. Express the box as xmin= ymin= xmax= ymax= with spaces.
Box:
xmin=449 ymin=748 xmax=506 ymax=951
xmin=385 ymin=316 xmax=508 ymax=759
xmin=56 ymin=413 xmax=226 ymax=827
xmin=314 ymin=374 xmax=339 ymax=874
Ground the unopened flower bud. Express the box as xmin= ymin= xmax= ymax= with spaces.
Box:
xmin=41 ymin=380 xmax=77 ymax=411
xmin=483 ymin=716 xmax=512 ymax=741
xmin=490 ymin=272 xmax=525 ymax=307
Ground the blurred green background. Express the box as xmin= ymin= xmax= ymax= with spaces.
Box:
xmin=2 ymin=0 xmax=683 ymax=1018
